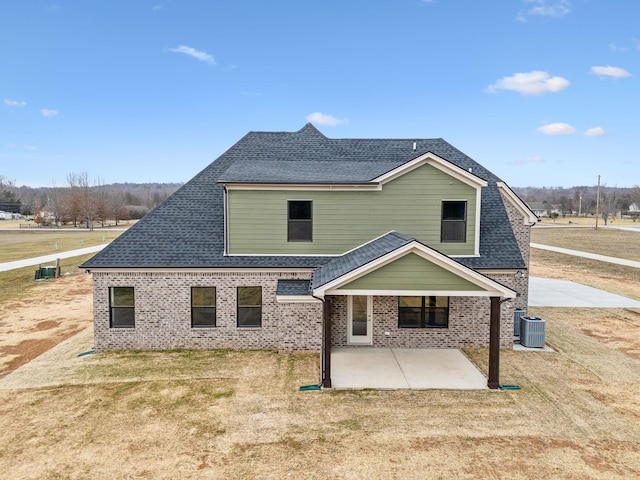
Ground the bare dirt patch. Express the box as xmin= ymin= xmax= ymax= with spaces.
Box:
xmin=0 ymin=273 xmax=93 ymax=378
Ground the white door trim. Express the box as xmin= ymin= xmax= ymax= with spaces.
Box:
xmin=347 ymin=295 xmax=373 ymax=345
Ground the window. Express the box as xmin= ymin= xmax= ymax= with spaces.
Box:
xmin=237 ymin=286 xmax=262 ymax=327
xmin=398 ymin=296 xmax=449 ymax=328
xmin=109 ymin=287 xmax=135 ymax=328
xmin=288 ymin=200 xmax=312 ymax=242
xmin=192 ymin=287 xmax=216 ymax=327
xmin=441 ymin=201 xmax=467 ymax=242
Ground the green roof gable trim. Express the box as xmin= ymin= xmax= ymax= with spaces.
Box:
xmin=340 ymin=252 xmax=484 ymax=292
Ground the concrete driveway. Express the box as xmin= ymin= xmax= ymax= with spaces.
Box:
xmin=330 ymin=347 xmax=488 ymax=390
xmin=529 ymin=277 xmax=640 ymax=308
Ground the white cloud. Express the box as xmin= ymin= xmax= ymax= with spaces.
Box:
xmin=609 ymin=43 xmax=628 ymax=52
xmin=152 ymin=5 xmax=164 ymax=11
xmin=584 ymin=127 xmax=606 ymax=137
xmin=4 ymin=98 xmax=26 ymax=107
xmin=590 ymin=65 xmax=631 ymax=79
xmin=41 ymin=109 xmax=59 ymax=117
xmin=512 ymin=156 xmax=545 ymax=165
xmin=517 ymin=0 xmax=571 ymax=21
xmin=305 ymin=112 xmax=349 ymax=127
xmin=486 ymin=70 xmax=570 ymax=95
xmin=537 ymin=122 xmax=576 ymax=135
xmin=168 ymin=45 xmax=215 ymax=65
xmin=24 ymin=145 xmax=38 ymax=151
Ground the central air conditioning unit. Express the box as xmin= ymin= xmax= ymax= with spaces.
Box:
xmin=514 ymin=308 xmax=526 ymax=337
xmin=520 ymin=316 xmax=546 ymax=348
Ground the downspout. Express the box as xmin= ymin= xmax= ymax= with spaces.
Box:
xmin=312 ymin=292 xmax=331 ymax=388
xmin=223 ymin=185 xmax=229 ymax=255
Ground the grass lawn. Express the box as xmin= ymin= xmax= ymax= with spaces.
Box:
xmin=532 ymin=225 xmax=640 ymax=262
xmin=0 ymin=227 xmax=639 ymax=478
xmin=0 ymin=229 xmax=123 ymax=263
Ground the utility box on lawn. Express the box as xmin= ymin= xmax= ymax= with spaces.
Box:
xmin=34 ymin=266 xmax=59 ymax=280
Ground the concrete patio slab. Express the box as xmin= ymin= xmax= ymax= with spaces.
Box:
xmin=529 ymin=277 xmax=640 ymax=308
xmin=330 ymin=347 xmax=488 ymax=390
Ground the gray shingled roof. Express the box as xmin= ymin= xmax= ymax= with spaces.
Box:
xmin=312 ymin=231 xmax=414 ymax=289
xmin=81 ymin=124 xmax=524 ymax=270
xmin=218 ymin=123 xmax=495 ymax=184
xmin=276 ymin=279 xmax=312 ymax=296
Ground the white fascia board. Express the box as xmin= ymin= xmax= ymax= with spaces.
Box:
xmin=312 ymin=242 xmax=516 ymax=298
xmin=276 ymin=295 xmax=322 ymax=304
xmin=474 ymin=188 xmax=482 ymax=256
xmin=224 ymin=183 xmax=381 ymax=191
xmin=373 ymin=152 xmax=489 ymax=188
xmin=86 ymin=267 xmax=316 ymax=274
xmin=326 ymin=289 xmax=508 ymax=297
xmin=225 ymin=253 xmax=340 ymax=257
xmin=497 ymin=182 xmax=538 ymax=225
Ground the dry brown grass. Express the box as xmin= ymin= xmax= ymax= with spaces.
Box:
xmin=0 ymin=229 xmax=123 ymax=263
xmin=530 ymin=224 xmax=640 ymax=302
xmin=1 ymin=227 xmax=640 ymax=478
xmin=532 ymin=225 xmax=640 ymax=262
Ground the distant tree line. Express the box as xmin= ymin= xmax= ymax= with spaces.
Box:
xmin=513 ymin=185 xmax=640 ymax=225
xmin=0 ymin=174 xmax=182 ymax=229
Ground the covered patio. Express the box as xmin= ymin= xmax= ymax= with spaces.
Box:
xmin=330 ymin=347 xmax=488 ymax=390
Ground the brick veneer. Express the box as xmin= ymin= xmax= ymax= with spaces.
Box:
xmin=94 ymin=270 xmax=519 ymax=353
xmin=93 ymin=271 xmax=322 ymax=353
xmin=500 ymin=189 xmax=534 ymax=311
xmin=329 ymin=289 xmax=514 ymax=350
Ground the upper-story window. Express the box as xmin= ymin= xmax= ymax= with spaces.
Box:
xmin=288 ymin=200 xmax=312 ymax=242
xmin=441 ymin=201 xmax=467 ymax=242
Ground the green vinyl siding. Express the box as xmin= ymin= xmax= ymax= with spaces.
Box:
xmin=227 ymin=164 xmax=477 ymax=255
xmin=339 ymin=253 xmax=484 ymax=291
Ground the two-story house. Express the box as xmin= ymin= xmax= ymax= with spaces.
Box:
xmin=81 ymin=124 xmax=537 ymax=388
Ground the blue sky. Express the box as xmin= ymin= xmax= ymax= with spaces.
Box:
xmin=2 ymin=0 xmax=638 ymax=188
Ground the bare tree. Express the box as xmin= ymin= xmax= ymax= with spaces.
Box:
xmin=65 ymin=173 xmax=82 ymax=227
xmin=77 ymin=172 xmax=99 ymax=230
xmin=108 ymin=186 xmax=129 ymax=226
xmin=599 ymin=187 xmax=620 ymax=226
xmin=47 ymin=182 xmax=66 ymax=227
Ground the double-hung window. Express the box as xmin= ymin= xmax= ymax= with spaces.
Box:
xmin=288 ymin=200 xmax=312 ymax=242
xmin=441 ymin=201 xmax=467 ymax=242
xmin=398 ymin=296 xmax=449 ymax=328
xmin=191 ymin=287 xmax=216 ymax=327
xmin=237 ymin=286 xmax=262 ymax=327
xmin=109 ymin=287 xmax=135 ymax=328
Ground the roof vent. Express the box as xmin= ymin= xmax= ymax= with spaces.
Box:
xmin=469 ymin=167 xmax=473 ymax=173
xmin=412 ymin=141 xmax=416 ymax=151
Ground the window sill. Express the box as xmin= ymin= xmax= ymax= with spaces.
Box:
xmin=398 ymin=326 xmax=449 ymax=329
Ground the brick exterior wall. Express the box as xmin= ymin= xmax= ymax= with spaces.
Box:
xmin=329 ymin=292 xmax=514 ymax=349
xmin=92 ymin=271 xmax=322 ymax=353
xmin=93 ymin=190 xmax=530 ymax=354
xmin=500 ymin=189 xmax=533 ymax=312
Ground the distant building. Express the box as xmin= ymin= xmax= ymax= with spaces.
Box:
xmin=527 ymin=202 xmax=547 ymax=218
